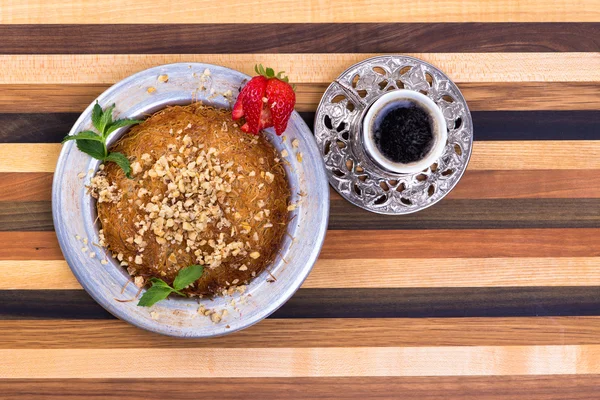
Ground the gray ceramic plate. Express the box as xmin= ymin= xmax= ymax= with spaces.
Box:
xmin=52 ymin=63 xmax=329 ymax=337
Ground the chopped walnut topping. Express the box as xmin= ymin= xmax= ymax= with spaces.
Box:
xmin=281 ymin=149 xmax=288 ymax=157
xmin=158 ymin=74 xmax=169 ymax=83
xmin=249 ymin=251 xmax=260 ymax=259
xmin=265 ymin=172 xmax=274 ymax=183
xmin=296 ymin=152 xmax=303 ymax=162
xmin=134 ymin=276 xmax=145 ymax=287
xmin=147 ymin=87 xmax=156 ymax=94
xmin=292 ymin=138 xmax=300 ymax=148
xmin=131 ymin=161 xmax=142 ymax=176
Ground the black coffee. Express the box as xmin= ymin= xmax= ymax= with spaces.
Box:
xmin=372 ymin=100 xmax=434 ymax=164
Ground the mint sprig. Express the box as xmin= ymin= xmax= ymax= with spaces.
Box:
xmin=62 ymin=101 xmax=141 ymax=178
xmin=137 ymin=265 xmax=204 ymax=307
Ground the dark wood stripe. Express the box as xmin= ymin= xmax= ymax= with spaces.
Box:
xmin=0 ymin=202 xmax=53 ymax=231
xmin=3 ymin=317 xmax=600 ymax=348
xmin=472 ymin=111 xmax=600 ymax=141
xmin=0 ymin=113 xmax=78 ymax=143
xmin=3 ymin=376 xmax=600 ymax=399
xmin=2 ymin=287 xmax=600 ymax=319
xmin=3 ymin=83 xmax=600 ymax=114
xmin=3 ymin=229 xmax=599 ymax=260
xmin=329 ymin=198 xmax=600 ymax=230
xmin=5 ymin=199 xmax=600 ymax=231
xmin=1 ymin=24 xmax=600 ymax=54
xmin=3 ymin=111 xmax=600 ymax=143
xmin=2 ymin=170 xmax=598 ymax=203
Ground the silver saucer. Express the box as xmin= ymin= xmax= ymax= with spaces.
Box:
xmin=314 ymin=55 xmax=473 ymax=215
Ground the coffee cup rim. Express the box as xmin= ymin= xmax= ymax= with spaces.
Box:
xmin=362 ymin=89 xmax=447 ymax=174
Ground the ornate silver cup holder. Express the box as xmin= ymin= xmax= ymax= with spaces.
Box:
xmin=314 ymin=55 xmax=473 ymax=215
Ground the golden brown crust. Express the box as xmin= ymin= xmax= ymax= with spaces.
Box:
xmin=94 ymin=103 xmax=290 ymax=296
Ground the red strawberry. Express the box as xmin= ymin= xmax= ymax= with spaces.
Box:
xmin=266 ymin=78 xmax=296 ymax=135
xmin=235 ymin=75 xmax=267 ymax=135
xmin=232 ymin=64 xmax=296 ymax=136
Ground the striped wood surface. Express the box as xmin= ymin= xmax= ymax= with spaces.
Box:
xmin=1 ymin=3 xmax=600 ymax=399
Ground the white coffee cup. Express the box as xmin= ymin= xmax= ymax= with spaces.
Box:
xmin=362 ymin=90 xmax=447 ymax=174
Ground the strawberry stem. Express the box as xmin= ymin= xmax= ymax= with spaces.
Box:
xmin=254 ymin=64 xmax=290 ymax=83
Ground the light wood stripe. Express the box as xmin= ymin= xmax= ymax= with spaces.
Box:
xmin=0 ymin=54 xmax=599 ymax=85
xmin=3 ymin=258 xmax=600 ymax=290
xmin=0 ymin=144 xmax=59 ymax=173
xmin=3 ymin=318 xmax=600 ymax=349
xmin=1 ymin=345 xmax=599 ymax=378
xmin=2 ymin=142 xmax=599 ymax=173
xmin=3 ymin=83 xmax=600 ymax=113
xmin=1 ymin=0 xmax=599 ymax=23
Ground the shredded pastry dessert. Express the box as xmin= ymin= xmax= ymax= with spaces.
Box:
xmin=90 ymin=103 xmax=290 ymax=296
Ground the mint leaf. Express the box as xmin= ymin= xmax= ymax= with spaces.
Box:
xmin=136 ymin=265 xmax=202 ymax=307
xmin=98 ymin=103 xmax=116 ymax=136
xmin=149 ymin=277 xmax=171 ymax=287
xmin=91 ymin=101 xmax=103 ymax=132
xmin=137 ymin=285 xmax=173 ymax=307
xmin=76 ymin=139 xmax=106 ymax=160
xmin=173 ymin=264 xmax=204 ymax=291
xmin=61 ymin=130 xmax=102 ymax=144
xmin=105 ymin=152 xmax=131 ymax=178
xmin=105 ymin=119 xmax=142 ymax=136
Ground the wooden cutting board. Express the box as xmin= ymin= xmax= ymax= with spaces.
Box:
xmin=1 ymin=0 xmax=600 ymax=398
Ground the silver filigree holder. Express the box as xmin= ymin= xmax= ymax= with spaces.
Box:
xmin=314 ymin=55 xmax=473 ymax=215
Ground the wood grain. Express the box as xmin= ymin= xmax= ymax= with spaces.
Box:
xmin=0 ymin=232 xmax=61 ymax=260
xmin=328 ymin=199 xmax=600 ymax=230
xmin=469 ymin=141 xmax=600 ymax=170
xmin=0 ymin=202 xmax=53 ymax=231
xmin=4 ymin=317 xmax=600 ymax=349
xmin=2 ymin=0 xmax=600 ymax=23
xmin=3 ymin=257 xmax=600 ymax=290
xmin=0 ymin=144 xmax=58 ymax=172
xmin=5 ymin=287 xmax=600 ymax=319
xmin=4 ymin=142 xmax=600 ymax=172
xmin=2 ymin=229 xmax=599 ymax=261
xmin=318 ymin=229 xmax=600 ymax=258
xmin=448 ymin=170 xmax=600 ymax=199
xmin=2 ymin=170 xmax=598 ymax=203
xmin=3 ymin=83 xmax=600 ymax=113
xmin=2 ymin=24 xmax=600 ymax=54
xmin=1 ymin=54 xmax=599 ymax=84
xmin=6 ymin=198 xmax=600 ymax=231
xmin=2 ymin=376 xmax=600 ymax=400
xmin=1 ymin=345 xmax=599 ymax=378
xmin=0 ymin=173 xmax=52 ymax=201
xmin=5 ymin=111 xmax=600 ymax=143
